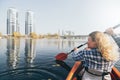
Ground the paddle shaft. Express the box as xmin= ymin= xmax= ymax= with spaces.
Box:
xmin=67 ymin=24 xmax=120 ymax=55
xmin=113 ymin=24 xmax=120 ymax=29
xmin=67 ymin=42 xmax=87 ymax=55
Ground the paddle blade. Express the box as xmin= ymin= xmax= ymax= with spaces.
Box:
xmin=55 ymin=53 xmax=68 ymax=60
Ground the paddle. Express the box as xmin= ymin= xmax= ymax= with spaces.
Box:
xmin=55 ymin=24 xmax=120 ymax=61
xmin=55 ymin=60 xmax=71 ymax=71
xmin=55 ymin=42 xmax=87 ymax=60
xmin=112 ymin=24 xmax=120 ymax=29
xmin=55 ymin=60 xmax=82 ymax=80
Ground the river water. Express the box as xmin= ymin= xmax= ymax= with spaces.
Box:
xmin=0 ymin=38 xmax=119 ymax=80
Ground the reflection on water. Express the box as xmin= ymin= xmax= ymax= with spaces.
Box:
xmin=0 ymin=38 xmax=87 ymax=80
xmin=6 ymin=37 xmax=20 ymax=69
xmin=25 ymin=39 xmax=36 ymax=66
xmin=58 ymin=39 xmax=75 ymax=50
xmin=0 ymin=38 xmax=119 ymax=80
xmin=6 ymin=38 xmax=37 ymax=69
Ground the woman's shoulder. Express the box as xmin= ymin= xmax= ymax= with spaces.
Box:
xmin=83 ymin=48 xmax=101 ymax=56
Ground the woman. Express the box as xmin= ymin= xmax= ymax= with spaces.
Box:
xmin=71 ymin=31 xmax=119 ymax=80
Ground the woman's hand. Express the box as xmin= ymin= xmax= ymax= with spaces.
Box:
xmin=74 ymin=48 xmax=79 ymax=51
xmin=105 ymin=27 xmax=114 ymax=35
xmin=85 ymin=47 xmax=91 ymax=50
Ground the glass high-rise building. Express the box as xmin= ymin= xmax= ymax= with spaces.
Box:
xmin=7 ymin=8 xmax=19 ymax=35
xmin=25 ymin=11 xmax=34 ymax=35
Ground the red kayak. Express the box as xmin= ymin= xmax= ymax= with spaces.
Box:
xmin=66 ymin=61 xmax=120 ymax=80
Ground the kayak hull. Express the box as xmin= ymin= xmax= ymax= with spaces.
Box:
xmin=66 ymin=61 xmax=120 ymax=80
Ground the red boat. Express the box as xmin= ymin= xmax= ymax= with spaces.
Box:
xmin=66 ymin=61 xmax=120 ymax=80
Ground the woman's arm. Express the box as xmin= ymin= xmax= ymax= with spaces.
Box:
xmin=71 ymin=48 xmax=85 ymax=61
xmin=105 ymin=27 xmax=120 ymax=48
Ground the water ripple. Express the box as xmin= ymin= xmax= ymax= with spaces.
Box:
xmin=0 ymin=67 xmax=63 ymax=80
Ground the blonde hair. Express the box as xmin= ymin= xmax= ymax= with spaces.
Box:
xmin=89 ymin=31 xmax=118 ymax=61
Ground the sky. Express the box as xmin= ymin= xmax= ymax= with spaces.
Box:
xmin=0 ymin=0 xmax=120 ymax=35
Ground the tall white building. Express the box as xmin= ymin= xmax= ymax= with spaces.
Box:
xmin=7 ymin=8 xmax=19 ymax=35
xmin=25 ymin=11 xmax=34 ymax=35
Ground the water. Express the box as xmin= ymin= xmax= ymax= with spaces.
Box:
xmin=0 ymin=38 xmax=119 ymax=80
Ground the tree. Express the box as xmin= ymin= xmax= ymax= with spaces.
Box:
xmin=29 ymin=32 xmax=38 ymax=39
xmin=0 ymin=32 xmax=2 ymax=37
xmin=13 ymin=32 xmax=21 ymax=38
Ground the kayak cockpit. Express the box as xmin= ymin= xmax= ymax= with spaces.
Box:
xmin=66 ymin=61 xmax=120 ymax=80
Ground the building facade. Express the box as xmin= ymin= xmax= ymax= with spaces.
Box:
xmin=25 ymin=11 xmax=34 ymax=35
xmin=7 ymin=8 xmax=19 ymax=35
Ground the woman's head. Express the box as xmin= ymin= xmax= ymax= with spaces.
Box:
xmin=88 ymin=31 xmax=118 ymax=61
xmin=87 ymin=31 xmax=98 ymax=48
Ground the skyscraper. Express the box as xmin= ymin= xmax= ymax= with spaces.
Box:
xmin=25 ymin=11 xmax=34 ymax=35
xmin=7 ymin=8 xmax=19 ymax=35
